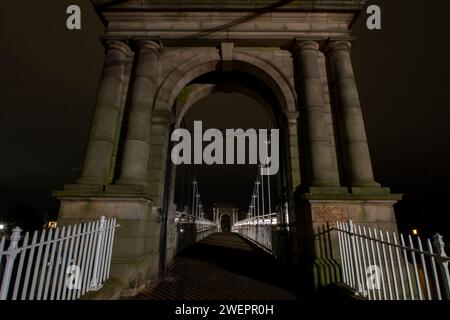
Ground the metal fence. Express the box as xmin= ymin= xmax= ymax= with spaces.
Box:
xmin=0 ymin=216 xmax=118 ymax=300
xmin=336 ymin=220 xmax=450 ymax=300
xmin=232 ymin=213 xmax=277 ymax=253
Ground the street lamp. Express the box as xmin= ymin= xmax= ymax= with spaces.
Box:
xmin=0 ymin=223 xmax=6 ymax=234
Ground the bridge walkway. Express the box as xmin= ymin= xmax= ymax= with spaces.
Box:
xmin=131 ymin=232 xmax=298 ymax=300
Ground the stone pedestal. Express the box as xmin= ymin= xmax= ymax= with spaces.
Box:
xmin=55 ymin=194 xmax=161 ymax=297
xmin=294 ymin=191 xmax=402 ymax=294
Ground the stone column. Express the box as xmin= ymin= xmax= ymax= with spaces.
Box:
xmin=78 ymin=40 xmax=130 ymax=185
xmin=116 ymin=40 xmax=160 ymax=188
xmin=325 ymin=41 xmax=379 ymax=188
xmin=148 ymin=111 xmax=173 ymax=207
xmin=285 ymin=112 xmax=301 ymax=190
xmin=294 ymin=41 xmax=341 ymax=189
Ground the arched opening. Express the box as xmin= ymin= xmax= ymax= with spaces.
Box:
xmin=153 ymin=55 xmax=300 ymax=298
xmin=170 ymin=85 xmax=295 ymax=295
xmin=153 ymin=54 xmax=301 ymax=237
xmin=220 ymin=214 xmax=231 ymax=232
xmin=172 ymin=70 xmax=286 ymax=224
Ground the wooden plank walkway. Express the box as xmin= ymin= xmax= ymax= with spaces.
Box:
xmin=132 ymin=233 xmax=298 ymax=300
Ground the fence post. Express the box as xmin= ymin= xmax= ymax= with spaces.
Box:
xmin=347 ymin=220 xmax=360 ymax=293
xmin=433 ymin=233 xmax=450 ymax=300
xmin=0 ymin=227 xmax=22 ymax=300
xmin=90 ymin=216 xmax=106 ymax=291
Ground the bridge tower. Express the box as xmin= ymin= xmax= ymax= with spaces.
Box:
xmin=213 ymin=205 xmax=239 ymax=232
xmin=53 ymin=0 xmax=401 ymax=297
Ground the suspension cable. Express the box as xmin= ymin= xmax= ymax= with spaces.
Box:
xmin=192 ymin=177 xmax=197 ymax=216
xmin=260 ymin=164 xmax=265 ymax=216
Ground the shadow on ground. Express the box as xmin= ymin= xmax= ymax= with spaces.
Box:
xmin=133 ymin=232 xmax=299 ymax=300
xmin=178 ymin=233 xmax=295 ymax=290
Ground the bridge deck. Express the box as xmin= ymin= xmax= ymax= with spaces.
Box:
xmin=132 ymin=232 xmax=298 ymax=300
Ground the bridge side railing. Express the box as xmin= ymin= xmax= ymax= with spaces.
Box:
xmin=0 ymin=216 xmax=119 ymax=300
xmin=336 ymin=220 xmax=450 ymax=300
xmin=232 ymin=213 xmax=278 ymax=254
xmin=175 ymin=212 xmax=217 ymax=249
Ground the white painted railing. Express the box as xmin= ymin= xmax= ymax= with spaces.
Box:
xmin=232 ymin=213 xmax=277 ymax=253
xmin=336 ymin=220 xmax=450 ymax=300
xmin=0 ymin=216 xmax=118 ymax=300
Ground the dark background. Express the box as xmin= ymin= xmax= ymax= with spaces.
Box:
xmin=0 ymin=0 xmax=449 ymax=237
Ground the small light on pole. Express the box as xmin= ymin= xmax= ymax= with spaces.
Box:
xmin=0 ymin=223 xmax=5 ymax=231
xmin=412 ymin=229 xmax=418 ymax=236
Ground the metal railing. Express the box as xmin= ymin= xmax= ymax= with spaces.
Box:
xmin=336 ymin=220 xmax=450 ymax=300
xmin=176 ymin=212 xmax=217 ymax=248
xmin=0 ymin=216 xmax=118 ymax=300
xmin=232 ymin=213 xmax=278 ymax=253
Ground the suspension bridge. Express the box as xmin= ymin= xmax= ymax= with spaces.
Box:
xmin=130 ymin=165 xmax=298 ymax=300
xmin=1 ymin=171 xmax=449 ymax=300
xmin=1 ymin=0 xmax=450 ymax=302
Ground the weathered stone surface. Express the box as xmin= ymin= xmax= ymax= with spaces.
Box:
xmin=54 ymin=1 xmax=399 ymax=298
xmin=77 ymin=41 xmax=131 ymax=186
xmin=326 ymin=41 xmax=382 ymax=190
xmin=294 ymin=41 xmax=342 ymax=190
xmin=58 ymin=197 xmax=160 ymax=293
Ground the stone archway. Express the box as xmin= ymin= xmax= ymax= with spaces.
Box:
xmin=54 ymin=2 xmax=401 ymax=297
xmin=220 ymin=213 xmax=231 ymax=233
xmin=154 ymin=48 xmax=297 ymax=114
xmin=148 ymin=50 xmax=303 ymax=269
xmin=149 ymin=46 xmax=302 ymax=211
xmin=213 ymin=206 xmax=239 ymax=232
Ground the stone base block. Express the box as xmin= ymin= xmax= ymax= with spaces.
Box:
xmin=308 ymin=186 xmax=348 ymax=194
xmin=351 ymin=186 xmax=391 ymax=195
xmin=56 ymin=195 xmax=162 ymax=297
xmin=294 ymin=194 xmax=401 ymax=293
xmin=61 ymin=183 xmax=105 ymax=193
xmin=106 ymin=184 xmax=152 ymax=197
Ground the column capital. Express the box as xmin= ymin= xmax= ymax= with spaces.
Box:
xmin=324 ymin=40 xmax=352 ymax=53
xmin=104 ymin=39 xmax=132 ymax=56
xmin=133 ymin=39 xmax=161 ymax=53
xmin=285 ymin=111 xmax=300 ymax=122
xmin=293 ymin=40 xmax=319 ymax=54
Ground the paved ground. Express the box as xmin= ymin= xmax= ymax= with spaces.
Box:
xmin=132 ymin=233 xmax=298 ymax=300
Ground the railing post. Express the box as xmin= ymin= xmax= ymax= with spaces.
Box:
xmin=0 ymin=227 xmax=22 ymax=300
xmin=348 ymin=220 xmax=361 ymax=294
xmin=90 ymin=216 xmax=106 ymax=291
xmin=433 ymin=233 xmax=450 ymax=300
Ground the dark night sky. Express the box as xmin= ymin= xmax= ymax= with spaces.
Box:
xmin=174 ymin=92 xmax=273 ymax=215
xmin=1 ymin=1 xmax=449 ymax=236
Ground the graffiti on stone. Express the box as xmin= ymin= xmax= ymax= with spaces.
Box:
xmin=312 ymin=205 xmax=349 ymax=224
